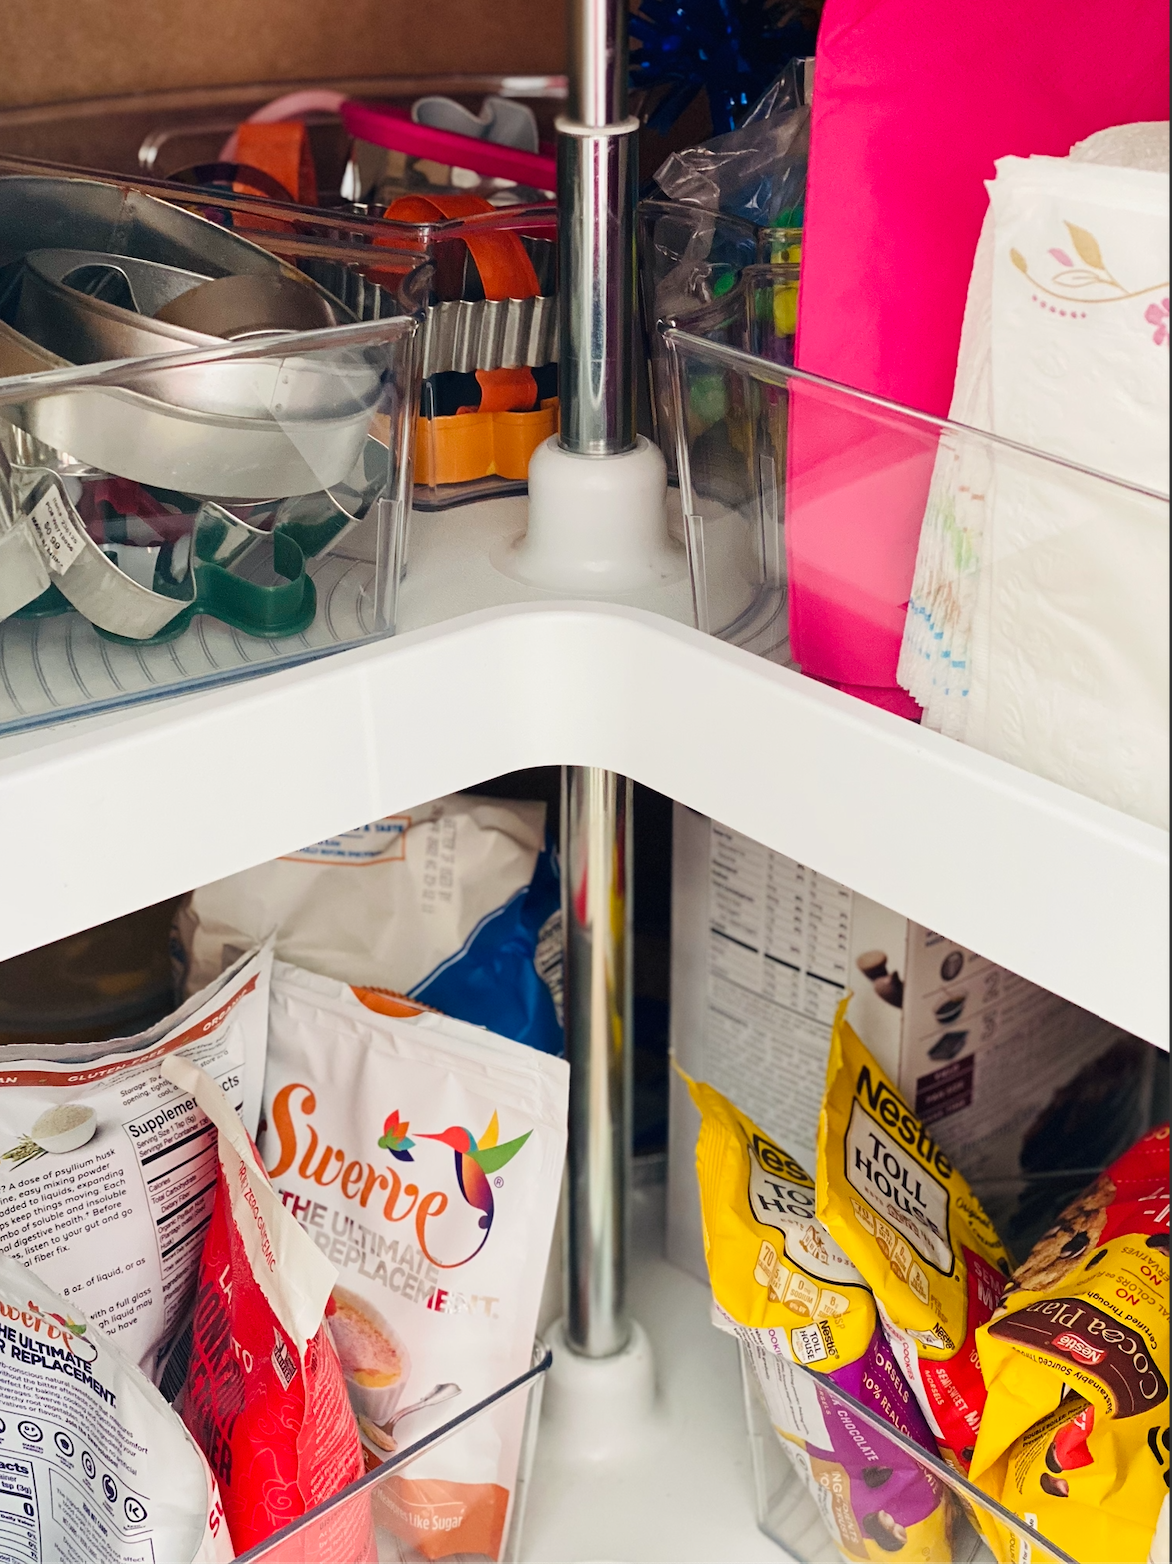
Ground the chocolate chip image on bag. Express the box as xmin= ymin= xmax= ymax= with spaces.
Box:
xmin=817 ymin=1003 xmax=1010 ymax=1475
xmin=971 ymin=1124 xmax=1170 ymax=1564
xmin=687 ymin=1075 xmax=952 ymax=1561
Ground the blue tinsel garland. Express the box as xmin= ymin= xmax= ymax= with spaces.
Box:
xmin=630 ymin=0 xmax=818 ymax=134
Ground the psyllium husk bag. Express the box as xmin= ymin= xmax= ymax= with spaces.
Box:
xmin=175 ymin=793 xmax=563 ymax=1054
xmin=688 ymin=1076 xmax=952 ymax=1561
xmin=0 ymin=946 xmax=270 ymax=1381
xmin=817 ymin=1004 xmax=1011 ymax=1475
xmin=970 ymin=1125 xmax=1170 ymax=1564
xmin=164 ymin=1055 xmax=367 ymax=1557
xmin=0 ymin=1250 xmax=231 ymax=1562
xmin=258 ymin=961 xmax=569 ymax=1561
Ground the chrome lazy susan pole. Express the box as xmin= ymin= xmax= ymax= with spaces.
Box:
xmin=551 ymin=0 xmax=664 ymax=1375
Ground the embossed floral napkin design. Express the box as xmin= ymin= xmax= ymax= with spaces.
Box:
xmin=899 ymin=123 xmax=1169 ymax=826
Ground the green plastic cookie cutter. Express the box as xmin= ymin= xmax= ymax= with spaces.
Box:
xmin=169 ymin=435 xmax=386 ymax=637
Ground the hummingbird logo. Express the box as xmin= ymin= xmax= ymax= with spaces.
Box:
xmin=378 ymin=1109 xmax=532 ymax=1264
xmin=48 ymin=1311 xmax=86 ymax=1337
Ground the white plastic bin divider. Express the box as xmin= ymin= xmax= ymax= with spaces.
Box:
xmin=235 ymin=1342 xmax=551 ymax=1564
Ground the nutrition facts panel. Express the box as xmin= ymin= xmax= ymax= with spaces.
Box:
xmin=703 ymin=824 xmax=853 ymax=1169
xmin=0 ymin=1454 xmax=38 ymax=1563
xmin=709 ymin=825 xmax=852 ymax=1025
xmin=127 ymin=1070 xmax=243 ymax=1337
xmin=0 ymin=1379 xmax=153 ymax=1564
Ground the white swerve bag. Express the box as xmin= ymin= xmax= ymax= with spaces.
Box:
xmin=0 ymin=1251 xmax=231 ymax=1562
xmin=259 ymin=960 xmax=569 ymax=1561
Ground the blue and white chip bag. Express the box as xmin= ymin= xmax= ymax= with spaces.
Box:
xmin=175 ymin=793 xmax=563 ymax=1054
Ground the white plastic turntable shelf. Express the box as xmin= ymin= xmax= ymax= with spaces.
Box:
xmin=0 ymin=593 xmax=1164 ymax=1048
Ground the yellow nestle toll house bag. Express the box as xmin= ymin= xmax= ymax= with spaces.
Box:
xmin=817 ymin=1005 xmax=1010 ymax=1475
xmin=687 ymin=1075 xmax=952 ymax=1563
xmin=689 ymin=1074 xmax=874 ymax=1358
xmin=970 ymin=1125 xmax=1170 ymax=1564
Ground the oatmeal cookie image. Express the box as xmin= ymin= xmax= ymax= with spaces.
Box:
xmin=1008 ymin=1173 xmax=1114 ymax=1294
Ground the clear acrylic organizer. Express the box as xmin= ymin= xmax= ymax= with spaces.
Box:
xmin=637 ymin=200 xmax=766 ymax=484
xmin=660 ymin=267 xmax=1170 ymax=828
xmin=237 ymin=1343 xmax=551 ymax=1564
xmin=734 ymin=1109 xmax=1170 ymax=1564
xmin=1 ymin=153 xmax=559 ymax=515
xmin=739 ymin=1341 xmax=1074 ymax=1564
xmin=103 ymin=173 xmax=560 ymax=516
xmin=0 ymin=310 xmax=420 ymax=736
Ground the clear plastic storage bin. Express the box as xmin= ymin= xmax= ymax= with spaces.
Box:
xmin=661 ymin=267 xmax=1170 ymax=828
xmin=238 ymin=1344 xmax=550 ymax=1564
xmin=637 ymin=200 xmax=766 ymax=483
xmin=0 ymin=168 xmax=429 ymax=735
xmin=0 ymin=314 xmax=420 ymax=736
xmin=2 ymin=153 xmax=559 ymax=514
xmin=740 ymin=1342 xmax=1074 ymax=1564
xmin=95 ymin=165 xmax=560 ymax=518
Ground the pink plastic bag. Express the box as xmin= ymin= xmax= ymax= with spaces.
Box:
xmin=789 ymin=0 xmax=1170 ymax=714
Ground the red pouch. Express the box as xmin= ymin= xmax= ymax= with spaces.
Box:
xmin=164 ymin=1055 xmax=370 ymax=1557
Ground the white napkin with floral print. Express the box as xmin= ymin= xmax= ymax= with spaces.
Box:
xmin=900 ymin=123 xmax=1169 ymax=826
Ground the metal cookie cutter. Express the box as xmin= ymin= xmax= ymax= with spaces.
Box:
xmin=5 ymin=251 xmax=383 ymax=499
xmin=2 ymin=463 xmax=322 ymax=642
xmin=0 ymin=419 xmax=390 ymax=638
xmin=16 ymin=250 xmax=339 ymax=362
xmin=0 ymin=177 xmax=395 ymax=498
xmin=12 ymin=468 xmax=197 ymax=640
xmin=420 ymin=293 xmax=558 ymax=378
xmin=394 ymin=193 xmax=559 ymax=494
xmin=188 ymin=501 xmax=316 ymax=641
xmin=264 ymin=432 xmax=390 ymax=559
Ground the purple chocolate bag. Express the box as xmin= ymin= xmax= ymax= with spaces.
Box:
xmin=737 ymin=1319 xmax=951 ymax=1559
xmin=686 ymin=1079 xmax=952 ymax=1561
